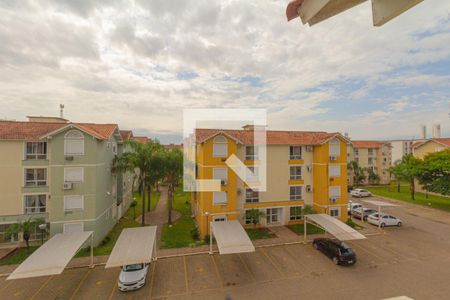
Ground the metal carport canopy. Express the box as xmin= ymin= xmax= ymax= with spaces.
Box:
xmin=7 ymin=231 xmax=93 ymax=280
xmin=105 ymin=226 xmax=157 ymax=269
xmin=210 ymin=220 xmax=255 ymax=254
xmin=305 ymin=214 xmax=366 ymax=241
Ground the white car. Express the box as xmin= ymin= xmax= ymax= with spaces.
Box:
xmin=118 ymin=263 xmax=149 ymax=292
xmin=350 ymin=189 xmax=372 ymax=198
xmin=352 ymin=207 xmax=377 ymax=221
xmin=348 ymin=202 xmax=362 ymax=215
xmin=367 ymin=213 xmax=402 ymax=227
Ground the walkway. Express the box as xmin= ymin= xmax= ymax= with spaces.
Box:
xmin=136 ymin=186 xmax=181 ymax=246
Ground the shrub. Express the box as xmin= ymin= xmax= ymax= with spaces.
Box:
xmin=190 ymin=227 xmax=200 ymax=240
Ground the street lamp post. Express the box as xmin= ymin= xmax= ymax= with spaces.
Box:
xmin=38 ymin=223 xmax=47 ymax=245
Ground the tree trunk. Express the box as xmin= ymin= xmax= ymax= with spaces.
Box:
xmin=23 ymin=233 xmax=30 ymax=249
xmin=397 ymin=180 xmax=400 ymax=193
xmin=410 ymin=176 xmax=415 ymax=200
xmin=147 ymin=185 xmax=151 ymax=212
xmin=168 ymin=186 xmax=173 ymax=225
xmin=141 ymin=175 xmax=146 ymax=226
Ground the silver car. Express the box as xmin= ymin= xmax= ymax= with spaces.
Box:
xmin=352 ymin=207 xmax=377 ymax=221
xmin=118 ymin=263 xmax=149 ymax=292
xmin=350 ymin=189 xmax=372 ymax=198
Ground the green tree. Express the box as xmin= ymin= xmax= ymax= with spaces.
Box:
xmin=417 ymin=149 xmax=450 ymax=195
xmin=396 ymin=154 xmax=422 ymax=200
xmin=144 ymin=142 xmax=165 ymax=212
xmin=163 ymin=148 xmax=183 ymax=225
xmin=366 ymin=168 xmax=381 ymax=185
xmin=7 ymin=218 xmax=44 ymax=249
xmin=245 ymin=209 xmax=265 ymax=227
xmin=113 ymin=140 xmax=157 ymax=226
xmin=348 ymin=161 xmax=366 ymax=185
xmin=388 ymin=161 xmax=403 ymax=192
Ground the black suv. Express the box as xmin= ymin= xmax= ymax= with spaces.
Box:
xmin=312 ymin=238 xmax=356 ymax=265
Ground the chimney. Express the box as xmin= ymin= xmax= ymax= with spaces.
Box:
xmin=432 ymin=123 xmax=441 ymax=138
xmin=420 ymin=124 xmax=426 ymax=139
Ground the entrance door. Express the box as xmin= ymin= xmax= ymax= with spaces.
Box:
xmin=266 ymin=208 xmax=282 ymax=225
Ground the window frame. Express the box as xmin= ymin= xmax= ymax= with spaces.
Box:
xmin=289 ymin=166 xmax=302 ymax=180
xmin=289 ymin=146 xmax=302 ymax=160
xmin=213 ymin=191 xmax=227 ymax=205
xmin=330 ymin=207 xmax=340 ymax=218
xmin=245 ymin=146 xmax=259 ymax=160
xmin=64 ymin=195 xmax=84 ymax=211
xmin=329 ymin=138 xmax=340 ymax=156
xmin=266 ymin=207 xmax=282 ymax=224
xmin=64 ymin=130 xmax=85 ymax=156
xmin=25 ymin=142 xmax=47 ymax=160
xmin=24 ymin=194 xmax=47 ymax=214
xmin=329 ymin=165 xmax=341 ymax=178
xmin=24 ymin=168 xmax=47 ymax=187
xmin=245 ymin=188 xmax=259 ymax=203
xmin=289 ymin=185 xmax=302 ymax=200
xmin=289 ymin=206 xmax=303 ymax=221
xmin=64 ymin=167 xmax=84 ymax=183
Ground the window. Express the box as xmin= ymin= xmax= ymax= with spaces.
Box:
xmin=329 ymin=186 xmax=341 ymax=198
xmin=290 ymin=206 xmax=303 ymax=220
xmin=0 ymin=224 xmax=18 ymax=243
xmin=329 ymin=138 xmax=340 ymax=156
xmin=246 ymin=166 xmax=259 ymax=182
xmin=112 ymin=142 xmax=118 ymax=154
xmin=213 ymin=136 xmax=228 ymax=157
xmin=213 ymin=192 xmax=227 ymax=205
xmin=64 ymin=130 xmax=84 ymax=155
xmin=266 ymin=208 xmax=282 ymax=224
xmin=213 ymin=168 xmax=227 ymax=181
xmin=355 ymin=157 xmax=359 ymax=163
xmin=64 ymin=167 xmax=84 ymax=182
xmin=25 ymin=142 xmax=47 ymax=159
xmin=330 ymin=208 xmax=340 ymax=217
xmin=290 ymin=186 xmax=302 ymax=200
xmin=25 ymin=168 xmax=47 ymax=186
xmin=24 ymin=194 xmax=46 ymax=214
xmin=289 ymin=146 xmax=302 ymax=159
xmin=329 ymin=165 xmax=341 ymax=177
xmin=64 ymin=195 xmax=84 ymax=211
xmin=245 ymin=210 xmax=253 ymax=225
xmin=290 ymin=166 xmax=302 ymax=180
xmin=368 ymin=148 xmax=374 ymax=156
xmin=368 ymin=157 xmax=374 ymax=165
xmin=63 ymin=222 xmax=84 ymax=234
xmin=245 ymin=188 xmax=259 ymax=203
xmin=354 ymin=149 xmax=359 ymax=155
xmin=245 ymin=146 xmax=259 ymax=160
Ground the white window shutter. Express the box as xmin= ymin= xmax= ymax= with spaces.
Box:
xmin=64 ymin=167 xmax=84 ymax=182
xmin=213 ymin=168 xmax=227 ymax=180
xmin=329 ymin=165 xmax=341 ymax=177
xmin=329 ymin=186 xmax=341 ymax=197
xmin=213 ymin=144 xmax=227 ymax=157
xmin=64 ymin=195 xmax=84 ymax=210
xmin=65 ymin=140 xmax=84 ymax=155
xmin=213 ymin=192 xmax=227 ymax=204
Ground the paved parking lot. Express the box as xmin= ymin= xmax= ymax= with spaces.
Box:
xmin=2 ymin=196 xmax=450 ymax=300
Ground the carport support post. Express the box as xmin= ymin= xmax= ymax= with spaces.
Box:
xmin=303 ymin=218 xmax=307 ymax=243
xmin=90 ymin=233 xmax=94 ymax=268
xmin=209 ymin=221 xmax=213 ymax=255
xmin=378 ymin=205 xmax=381 ymax=230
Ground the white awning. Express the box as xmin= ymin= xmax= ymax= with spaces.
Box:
xmin=363 ymin=200 xmax=399 ymax=207
xmin=7 ymin=231 xmax=93 ymax=280
xmin=105 ymin=226 xmax=157 ymax=269
xmin=210 ymin=221 xmax=255 ymax=254
xmin=305 ymin=214 xmax=366 ymax=241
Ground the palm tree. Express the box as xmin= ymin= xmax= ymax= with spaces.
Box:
xmin=7 ymin=218 xmax=44 ymax=249
xmin=113 ymin=140 xmax=155 ymax=226
xmin=388 ymin=161 xmax=403 ymax=192
xmin=397 ymin=154 xmax=422 ymax=200
xmin=163 ymin=148 xmax=183 ymax=225
xmin=144 ymin=143 xmax=165 ymax=212
xmin=348 ymin=160 xmax=365 ymax=186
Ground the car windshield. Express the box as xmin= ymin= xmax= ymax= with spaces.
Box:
xmin=124 ymin=264 xmax=144 ymax=272
xmin=339 ymin=243 xmax=353 ymax=254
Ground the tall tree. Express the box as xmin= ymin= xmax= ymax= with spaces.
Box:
xmin=113 ymin=140 xmax=153 ymax=226
xmin=388 ymin=162 xmax=403 ymax=192
xmin=7 ymin=218 xmax=44 ymax=249
xmin=417 ymin=149 xmax=450 ymax=195
xmin=366 ymin=167 xmax=381 ymax=185
xmin=145 ymin=141 xmax=165 ymax=212
xmin=163 ymin=148 xmax=183 ymax=225
xmin=348 ymin=160 xmax=365 ymax=186
xmin=396 ymin=154 xmax=422 ymax=200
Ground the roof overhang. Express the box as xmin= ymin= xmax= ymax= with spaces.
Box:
xmin=39 ymin=123 xmax=103 ymax=140
xmin=286 ymin=0 xmax=423 ymax=27
xmin=305 ymin=214 xmax=366 ymax=241
xmin=198 ymin=130 xmax=244 ymax=145
xmin=105 ymin=226 xmax=157 ymax=269
xmin=210 ymin=221 xmax=255 ymax=254
xmin=362 ymin=200 xmax=399 ymax=207
xmin=7 ymin=231 xmax=93 ymax=280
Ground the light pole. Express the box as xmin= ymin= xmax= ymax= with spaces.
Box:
xmin=38 ymin=223 xmax=47 ymax=245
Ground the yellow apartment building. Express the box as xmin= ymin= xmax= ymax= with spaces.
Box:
xmin=412 ymin=138 xmax=450 ymax=159
xmin=348 ymin=141 xmax=391 ymax=185
xmin=191 ymin=126 xmax=350 ymax=238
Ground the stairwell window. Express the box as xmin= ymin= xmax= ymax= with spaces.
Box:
xmin=64 ymin=130 xmax=84 ymax=155
xmin=245 ymin=146 xmax=259 ymax=160
xmin=329 ymin=138 xmax=340 ymax=157
xmin=25 ymin=168 xmax=47 ymax=186
xmin=290 ymin=186 xmax=302 ymax=200
xmin=25 ymin=142 xmax=47 ymax=160
xmin=330 ymin=207 xmax=340 ymax=218
xmin=24 ymin=194 xmax=47 ymax=214
xmin=213 ymin=191 xmax=227 ymax=205
xmin=289 ymin=146 xmax=302 ymax=160
xmin=213 ymin=136 xmax=227 ymax=158
xmin=245 ymin=188 xmax=259 ymax=203
xmin=290 ymin=166 xmax=302 ymax=180
xmin=329 ymin=165 xmax=341 ymax=178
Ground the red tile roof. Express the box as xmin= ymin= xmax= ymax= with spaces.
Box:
xmin=195 ymin=129 xmax=341 ymax=145
xmin=286 ymin=0 xmax=305 ymax=21
xmin=413 ymin=138 xmax=450 ymax=149
xmin=351 ymin=141 xmax=386 ymax=149
xmin=134 ymin=136 xmax=149 ymax=144
xmin=0 ymin=120 xmax=118 ymax=141
xmin=120 ymin=130 xmax=133 ymax=141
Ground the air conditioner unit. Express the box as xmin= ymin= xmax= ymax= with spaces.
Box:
xmin=306 ymin=185 xmax=312 ymax=192
xmin=305 ymin=145 xmax=313 ymax=152
xmin=329 ymin=197 xmax=337 ymax=203
xmin=221 ymin=179 xmax=227 ymax=186
xmin=63 ymin=182 xmax=73 ymax=190
xmin=65 ymin=155 xmax=74 ymax=161
xmin=329 ymin=155 xmax=337 ymax=161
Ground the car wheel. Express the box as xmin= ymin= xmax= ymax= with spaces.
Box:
xmin=313 ymin=242 xmax=319 ymax=250
xmin=380 ymin=223 xmax=386 ymax=228
xmin=332 ymin=257 xmax=339 ymax=265
xmin=397 ymin=222 xmax=402 ymax=227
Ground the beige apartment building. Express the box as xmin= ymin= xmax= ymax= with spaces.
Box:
xmin=348 ymin=141 xmax=391 ymax=185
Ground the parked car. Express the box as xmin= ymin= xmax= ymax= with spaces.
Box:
xmin=312 ymin=238 xmax=357 ymax=265
xmin=352 ymin=207 xmax=377 ymax=221
xmin=350 ymin=189 xmax=372 ymax=198
xmin=348 ymin=202 xmax=362 ymax=215
xmin=118 ymin=263 xmax=149 ymax=292
xmin=367 ymin=213 xmax=402 ymax=227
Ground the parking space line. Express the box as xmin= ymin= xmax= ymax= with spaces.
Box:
xmin=210 ymin=255 xmax=223 ymax=288
xmin=147 ymin=260 xmax=156 ymax=299
xmin=237 ymin=254 xmax=256 ymax=283
xmin=69 ymin=267 xmax=92 ymax=300
xmin=259 ymin=248 xmax=284 ymax=277
xmin=0 ymin=279 xmax=13 ymax=294
xmin=182 ymin=256 xmax=189 ymax=292
xmin=107 ymin=278 xmax=118 ymax=300
xmin=283 ymin=245 xmax=309 ymax=270
xmin=30 ymin=275 xmax=53 ymax=300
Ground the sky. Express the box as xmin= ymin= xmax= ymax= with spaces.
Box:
xmin=0 ymin=0 xmax=449 ymax=143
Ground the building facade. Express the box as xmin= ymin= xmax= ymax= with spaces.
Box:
xmin=0 ymin=117 xmax=134 ymax=246
xmin=389 ymin=139 xmax=415 ymax=165
xmin=191 ymin=127 xmax=350 ymax=238
xmin=348 ymin=141 xmax=391 ymax=185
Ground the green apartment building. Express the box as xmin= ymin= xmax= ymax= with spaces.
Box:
xmin=0 ymin=116 xmax=135 ymax=246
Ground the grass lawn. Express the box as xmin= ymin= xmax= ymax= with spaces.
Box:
xmin=287 ymin=223 xmax=325 ymax=235
xmin=366 ymin=185 xmax=450 ymax=212
xmin=160 ymin=188 xmax=201 ymax=248
xmin=245 ymin=228 xmax=276 ymax=240
xmin=0 ymin=247 xmax=38 ymax=266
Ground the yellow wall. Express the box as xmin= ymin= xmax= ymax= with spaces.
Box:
xmin=413 ymin=141 xmax=447 ymax=159
xmin=0 ymin=141 xmax=25 ymax=215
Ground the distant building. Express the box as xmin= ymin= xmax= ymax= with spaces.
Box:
xmin=412 ymin=138 xmax=450 ymax=159
xmin=389 ymin=139 xmax=415 ymax=165
xmin=163 ymin=143 xmax=182 ymax=151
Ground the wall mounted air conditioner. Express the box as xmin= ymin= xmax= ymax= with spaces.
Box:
xmin=329 ymin=155 xmax=337 ymax=161
xmin=221 ymin=179 xmax=227 ymax=186
xmin=63 ymin=182 xmax=73 ymax=190
xmin=305 ymin=145 xmax=313 ymax=152
xmin=329 ymin=197 xmax=337 ymax=203
xmin=65 ymin=155 xmax=74 ymax=161
xmin=306 ymin=185 xmax=312 ymax=192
